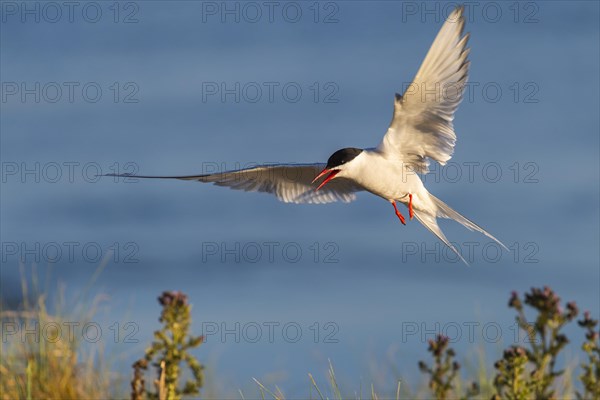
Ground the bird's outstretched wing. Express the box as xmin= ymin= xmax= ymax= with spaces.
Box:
xmin=378 ymin=6 xmax=470 ymax=173
xmin=106 ymin=164 xmax=362 ymax=204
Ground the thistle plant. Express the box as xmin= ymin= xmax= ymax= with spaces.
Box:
xmin=418 ymin=334 xmax=479 ymax=400
xmin=493 ymin=287 xmax=578 ymax=399
xmin=576 ymin=311 xmax=600 ymax=399
xmin=492 ymin=346 xmax=533 ymax=400
xmin=131 ymin=291 xmax=204 ymax=400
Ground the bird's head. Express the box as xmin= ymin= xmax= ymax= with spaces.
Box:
xmin=312 ymin=147 xmax=363 ymax=190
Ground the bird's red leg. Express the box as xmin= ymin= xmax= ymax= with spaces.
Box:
xmin=409 ymin=194 xmax=414 ymax=220
xmin=391 ymin=201 xmax=406 ymax=225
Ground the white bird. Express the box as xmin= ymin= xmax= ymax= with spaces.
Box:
xmin=108 ymin=6 xmax=506 ymax=264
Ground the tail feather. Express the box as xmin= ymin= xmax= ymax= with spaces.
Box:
xmin=429 ymin=194 xmax=508 ymax=250
xmin=413 ymin=210 xmax=468 ymax=265
xmin=411 ymin=193 xmax=506 ymax=265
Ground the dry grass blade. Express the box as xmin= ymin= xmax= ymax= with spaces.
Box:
xmin=253 ymin=377 xmax=282 ymax=400
xmin=328 ymin=359 xmax=342 ymax=399
xmin=308 ymin=373 xmax=325 ymax=400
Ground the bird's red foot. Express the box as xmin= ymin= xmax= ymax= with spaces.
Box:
xmin=409 ymin=193 xmax=414 ymax=220
xmin=391 ymin=201 xmax=406 ymax=225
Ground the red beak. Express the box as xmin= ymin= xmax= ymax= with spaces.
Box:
xmin=312 ymin=168 xmax=340 ymax=191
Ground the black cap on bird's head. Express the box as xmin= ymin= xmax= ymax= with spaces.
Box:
xmin=312 ymin=147 xmax=363 ymax=190
xmin=325 ymin=147 xmax=363 ymax=169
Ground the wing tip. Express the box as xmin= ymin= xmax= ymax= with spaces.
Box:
xmin=450 ymin=5 xmax=465 ymax=21
xmin=446 ymin=5 xmax=467 ymax=36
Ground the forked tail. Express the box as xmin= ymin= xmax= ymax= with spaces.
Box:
xmin=413 ymin=194 xmax=507 ymax=265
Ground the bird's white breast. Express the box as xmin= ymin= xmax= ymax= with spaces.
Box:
xmin=341 ymin=150 xmax=426 ymax=202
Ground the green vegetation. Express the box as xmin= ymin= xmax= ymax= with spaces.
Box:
xmin=418 ymin=335 xmax=479 ymax=400
xmin=131 ymin=291 xmax=204 ymax=400
xmin=492 ymin=287 xmax=579 ymax=399
xmin=0 ymin=265 xmax=115 ymax=398
xmin=2 ymin=267 xmax=598 ymax=399
xmin=577 ymin=311 xmax=600 ymax=399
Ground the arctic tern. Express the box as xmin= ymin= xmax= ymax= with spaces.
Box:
xmin=107 ymin=6 xmax=506 ymax=264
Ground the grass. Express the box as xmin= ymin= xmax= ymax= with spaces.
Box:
xmin=2 ymin=265 xmax=598 ymax=399
xmin=0 ymin=264 xmax=117 ymax=399
xmin=245 ymin=354 xmax=495 ymax=400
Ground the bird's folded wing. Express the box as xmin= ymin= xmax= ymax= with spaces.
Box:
xmin=378 ymin=6 xmax=470 ymax=174
xmin=108 ymin=164 xmax=362 ymax=204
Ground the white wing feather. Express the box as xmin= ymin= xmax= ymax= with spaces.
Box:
xmin=378 ymin=6 xmax=470 ymax=173
xmin=108 ymin=164 xmax=361 ymax=204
